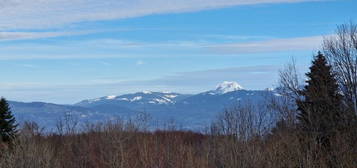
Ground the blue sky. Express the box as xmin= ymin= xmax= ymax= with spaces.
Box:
xmin=0 ymin=0 xmax=356 ymax=104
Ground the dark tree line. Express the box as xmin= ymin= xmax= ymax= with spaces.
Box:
xmin=0 ymin=98 xmax=18 ymax=143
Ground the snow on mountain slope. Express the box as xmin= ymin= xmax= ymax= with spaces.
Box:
xmin=77 ymin=82 xmax=245 ymax=107
xmin=9 ymin=81 xmax=279 ymax=130
xmin=76 ymin=91 xmax=191 ymax=109
xmin=76 ymin=82 xmax=268 ymax=112
xmin=209 ymin=81 xmax=244 ymax=95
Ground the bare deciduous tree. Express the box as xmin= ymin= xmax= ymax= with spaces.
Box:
xmin=278 ymin=58 xmax=302 ymax=100
xmin=323 ymin=22 xmax=357 ymax=114
xmin=55 ymin=112 xmax=79 ymax=135
xmin=211 ymin=102 xmax=271 ymax=141
xmin=268 ymin=58 xmax=302 ymax=127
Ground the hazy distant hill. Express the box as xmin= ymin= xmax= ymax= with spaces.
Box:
xmin=9 ymin=81 xmax=277 ymax=130
xmin=9 ymin=101 xmax=138 ymax=131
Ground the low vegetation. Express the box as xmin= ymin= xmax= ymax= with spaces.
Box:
xmin=0 ymin=115 xmax=355 ymax=168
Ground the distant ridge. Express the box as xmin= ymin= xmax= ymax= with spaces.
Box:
xmin=9 ymin=81 xmax=277 ymax=130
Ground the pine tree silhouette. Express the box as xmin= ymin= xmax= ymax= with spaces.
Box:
xmin=296 ymin=52 xmax=344 ymax=146
xmin=0 ymin=97 xmax=18 ymax=143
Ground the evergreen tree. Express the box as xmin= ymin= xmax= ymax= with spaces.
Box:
xmin=0 ymin=97 xmax=18 ymax=143
xmin=296 ymin=52 xmax=344 ymax=145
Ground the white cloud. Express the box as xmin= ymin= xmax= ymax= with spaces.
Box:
xmin=0 ymin=31 xmax=93 ymax=41
xmin=0 ymin=34 xmax=329 ymax=60
xmin=207 ymin=35 xmax=325 ymax=54
xmin=201 ymin=34 xmax=274 ymax=41
xmin=0 ymin=0 xmax=324 ymax=30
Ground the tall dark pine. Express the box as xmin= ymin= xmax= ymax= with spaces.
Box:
xmin=297 ymin=52 xmax=344 ymax=143
xmin=0 ymin=97 xmax=18 ymax=143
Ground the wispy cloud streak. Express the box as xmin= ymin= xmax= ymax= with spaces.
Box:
xmin=0 ymin=31 xmax=90 ymax=41
xmin=0 ymin=35 xmax=328 ymax=60
xmin=207 ymin=35 xmax=325 ymax=54
xmin=0 ymin=0 xmax=324 ymax=30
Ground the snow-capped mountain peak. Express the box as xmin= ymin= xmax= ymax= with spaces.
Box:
xmin=142 ymin=91 xmax=152 ymax=94
xmin=214 ymin=81 xmax=244 ymax=94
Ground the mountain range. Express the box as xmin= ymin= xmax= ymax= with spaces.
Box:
xmin=9 ymin=81 xmax=277 ymax=131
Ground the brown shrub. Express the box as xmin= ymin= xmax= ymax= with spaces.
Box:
xmin=0 ymin=120 xmax=355 ymax=168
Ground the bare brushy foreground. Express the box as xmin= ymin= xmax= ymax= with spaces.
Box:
xmin=0 ymin=115 xmax=355 ymax=168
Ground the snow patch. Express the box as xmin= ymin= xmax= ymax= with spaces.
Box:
xmin=274 ymin=93 xmax=282 ymax=97
xmin=131 ymin=96 xmax=142 ymax=102
xmin=207 ymin=92 xmax=216 ymax=95
xmin=87 ymin=98 xmax=101 ymax=103
xmin=161 ymin=96 xmax=173 ymax=103
xmin=162 ymin=91 xmax=172 ymax=94
xmin=142 ymin=91 xmax=152 ymax=94
xmin=106 ymin=95 xmax=117 ymax=100
xmin=165 ymin=94 xmax=178 ymax=98
xmin=118 ymin=98 xmax=129 ymax=101
xmin=153 ymin=98 xmax=168 ymax=104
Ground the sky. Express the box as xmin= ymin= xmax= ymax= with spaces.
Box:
xmin=0 ymin=0 xmax=356 ymax=104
